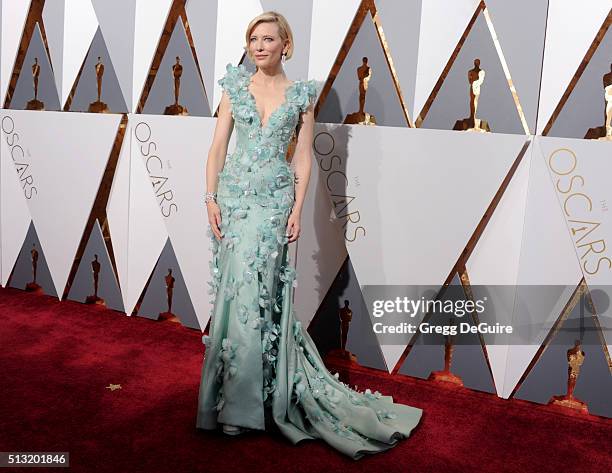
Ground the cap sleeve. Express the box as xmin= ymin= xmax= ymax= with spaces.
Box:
xmin=288 ymin=79 xmax=320 ymax=113
xmin=217 ymin=63 xmax=251 ymax=106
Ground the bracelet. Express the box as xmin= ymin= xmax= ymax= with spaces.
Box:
xmin=205 ymin=192 xmax=217 ymax=204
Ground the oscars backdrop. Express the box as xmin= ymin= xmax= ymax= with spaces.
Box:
xmin=0 ymin=0 xmax=610 ymax=417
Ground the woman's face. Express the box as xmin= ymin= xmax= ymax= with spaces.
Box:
xmin=248 ymin=22 xmax=286 ymax=68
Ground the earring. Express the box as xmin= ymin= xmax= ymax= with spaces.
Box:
xmin=281 ymin=52 xmax=286 ymax=65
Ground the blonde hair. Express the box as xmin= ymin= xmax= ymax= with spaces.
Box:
xmin=245 ymin=11 xmax=294 ymax=62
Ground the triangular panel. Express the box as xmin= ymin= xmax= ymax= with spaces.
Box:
xmin=66 ymin=219 xmax=124 ymax=312
xmin=9 ymin=221 xmax=56 ymax=297
xmin=0 ymin=110 xmax=121 ymax=296
xmin=420 ymin=11 xmax=524 ymax=134
xmin=317 ymin=13 xmax=407 ymax=127
xmin=10 ymin=23 xmax=61 ymax=111
xmin=142 ymin=19 xmax=211 ymax=116
xmin=308 ymin=256 xmax=388 ymax=372
xmin=137 ymin=237 xmax=200 ymax=330
xmin=68 ymin=27 xmax=128 ymax=113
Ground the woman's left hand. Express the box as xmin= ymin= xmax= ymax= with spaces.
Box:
xmin=286 ymin=211 xmax=301 ymax=243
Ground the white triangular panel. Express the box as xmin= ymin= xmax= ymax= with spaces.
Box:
xmin=337 ymin=127 xmax=525 ymax=286
xmin=499 ymin=138 xmax=584 ymax=398
xmin=466 ymin=141 xmax=532 ymax=394
xmin=1 ymin=0 xmax=32 ymax=104
xmin=44 ymin=0 xmax=98 ymax=106
xmin=0 ymin=120 xmax=31 ymax=285
xmin=131 ymin=114 xmax=213 ymax=328
xmin=0 ymin=110 xmax=121 ymax=296
xmin=294 ymin=154 xmax=348 ymax=327
xmin=106 ymin=123 xmax=130 ymax=312
xmin=211 ymin=0 xmax=262 ymax=110
xmin=125 ymin=115 xmax=168 ymax=315
xmin=132 ymin=0 xmax=173 ymax=112
xmin=413 ymin=0 xmax=480 ymax=118
xmin=537 ymin=135 xmax=612 ymax=355
xmin=307 ymin=0 xmax=361 ymax=84
xmin=315 ymin=124 xmax=526 ymax=371
xmin=537 ymin=0 xmax=611 ymax=134
xmin=91 ymin=0 xmax=136 ymax=110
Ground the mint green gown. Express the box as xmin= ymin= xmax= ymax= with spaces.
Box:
xmin=196 ymin=63 xmax=422 ymax=460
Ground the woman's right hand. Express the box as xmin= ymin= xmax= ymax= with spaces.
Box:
xmin=207 ymin=202 xmax=222 ymax=240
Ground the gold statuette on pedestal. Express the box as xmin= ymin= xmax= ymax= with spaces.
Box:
xmin=454 ymin=58 xmax=490 ymax=133
xmin=548 ymin=340 xmax=589 ymax=413
xmin=164 ymin=56 xmax=188 ymax=116
xmin=344 ymin=57 xmax=376 ymax=125
xmin=429 ymin=330 xmax=464 ymax=386
xmin=159 ymin=268 xmax=179 ymax=322
xmin=585 ymin=64 xmax=612 ymax=140
xmin=25 ymin=58 xmax=45 ymax=110
xmin=85 ymin=254 xmax=105 ymax=305
xmin=25 ymin=244 xmax=41 ymax=291
xmin=88 ymin=57 xmax=110 ymax=113
xmin=326 ymin=300 xmax=358 ymax=363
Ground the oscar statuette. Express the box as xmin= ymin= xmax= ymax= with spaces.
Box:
xmin=454 ymin=58 xmax=490 ymax=132
xmin=344 ymin=57 xmax=376 ymax=125
xmin=429 ymin=327 xmax=464 ymax=386
xmin=326 ymin=300 xmax=358 ymax=364
xmin=25 ymin=58 xmax=45 ymax=111
xmin=548 ymin=340 xmax=589 ymax=413
xmin=85 ymin=254 xmax=105 ymax=305
xmin=88 ymin=57 xmax=110 ymax=113
xmin=25 ymin=244 xmax=42 ymax=291
xmin=164 ymin=56 xmax=188 ymax=116
xmin=585 ymin=63 xmax=612 ymax=140
xmin=159 ymin=268 xmax=179 ymax=322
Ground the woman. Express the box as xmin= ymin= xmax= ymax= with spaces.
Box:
xmin=196 ymin=11 xmax=422 ymax=460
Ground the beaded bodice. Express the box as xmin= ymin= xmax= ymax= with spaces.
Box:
xmin=216 ymin=63 xmax=318 ymax=208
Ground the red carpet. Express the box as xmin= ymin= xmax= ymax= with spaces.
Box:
xmin=1 ymin=286 xmax=610 ymax=472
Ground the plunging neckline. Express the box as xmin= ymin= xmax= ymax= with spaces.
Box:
xmin=246 ymin=73 xmax=295 ymax=130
